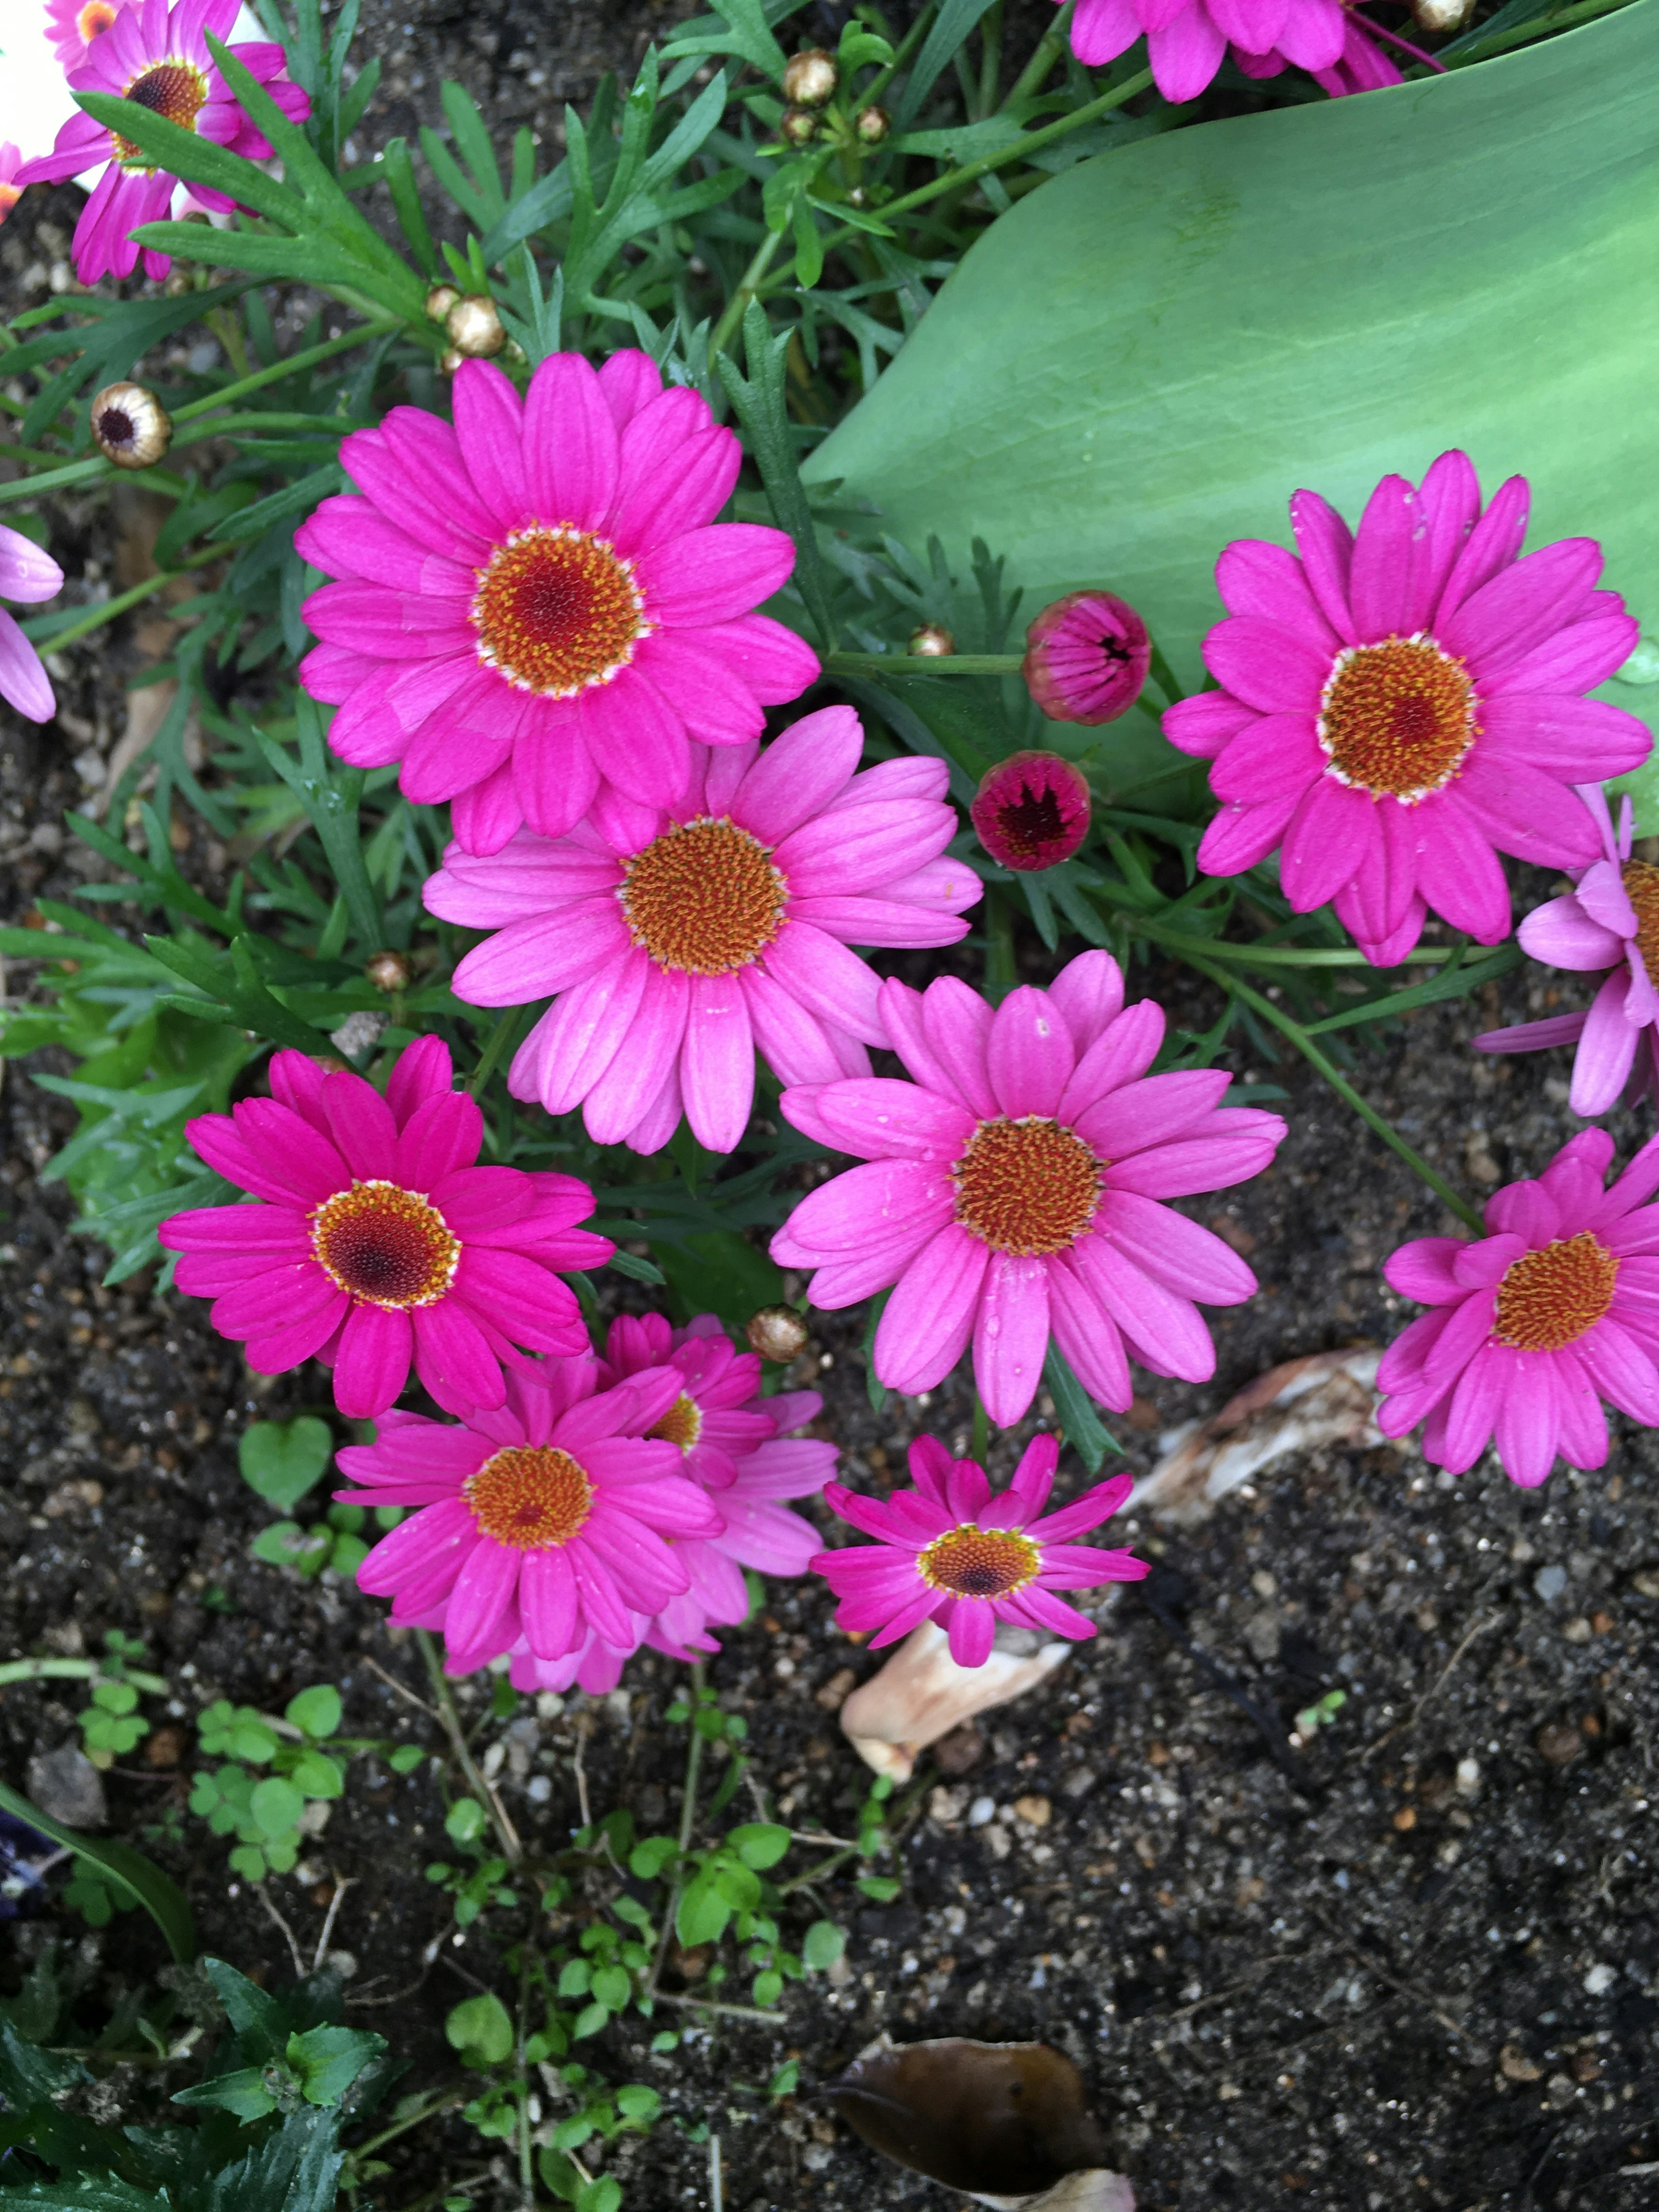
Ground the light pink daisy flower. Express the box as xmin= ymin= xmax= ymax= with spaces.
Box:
xmin=1065 ymin=0 xmax=1377 ymax=103
xmin=506 ymin=1311 xmax=837 ymax=1692
xmin=295 ymin=350 xmax=820 ymax=855
xmin=335 ymin=1356 xmax=723 ymax=1676
xmin=0 ymin=143 xmax=25 ymax=229
xmin=1474 ymin=787 xmax=1659 ymax=1116
xmin=424 ymin=705 xmax=981 ymax=1155
xmin=1163 ymin=451 xmax=1652 ymax=966
xmin=0 ymin=522 xmax=65 ymax=724
xmin=772 ymin=950 xmax=1287 ymax=1427
xmin=1376 ymin=1129 xmax=1659 ymax=1488
xmin=814 ymin=1431 xmax=1147 ymax=1668
xmin=158 ymin=1037 xmax=610 ymax=1421
xmin=45 ymin=0 xmax=128 ymax=70
xmin=17 ymin=0 xmax=311 ymax=284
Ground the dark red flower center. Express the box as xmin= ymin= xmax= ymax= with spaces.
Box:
xmin=918 ymin=1522 xmax=1040 ymax=1598
xmin=310 ymin=1179 xmax=460 ymax=1308
xmin=1623 ymin=860 xmax=1659 ymax=986
xmin=1492 ymin=1232 xmax=1617 ymax=1352
xmin=620 ymin=817 xmax=786 ymax=975
xmin=464 ymin=1446 xmax=593 ymax=1549
xmin=114 ymin=60 xmax=209 ymax=168
xmin=648 ymin=1392 xmax=703 ymax=1452
xmin=953 ymin=1116 xmax=1103 ymax=1256
xmin=993 ymin=783 xmax=1068 ymax=861
xmin=471 ymin=526 xmax=647 ymax=695
xmin=1318 ymin=635 xmax=1477 ymax=801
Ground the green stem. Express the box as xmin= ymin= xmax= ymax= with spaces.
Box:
xmin=775 ymin=1772 xmax=934 ymax=1894
xmin=1179 ymin=947 xmax=1484 ymax=1233
xmin=416 ymin=1630 xmax=523 ymax=1866
xmin=20 ymin=541 xmax=223 ymax=652
xmin=971 ymin=1392 xmax=989 ymax=1462
xmin=0 ymin=415 xmax=365 ymax=508
xmin=709 ymin=229 xmax=787 ymax=364
xmin=350 ymin=2087 xmax=468 ymax=2160
xmin=648 ymin=1660 xmax=707 ymax=1999
xmin=515 ymin=1942 xmax=536 ymax=2212
xmin=1444 ymin=0 xmax=1634 ymax=64
xmin=1001 ymin=0 xmax=1073 ymax=108
xmin=863 ymin=0 xmax=941 ymax=108
xmin=171 ymin=317 xmax=400 ymax=421
xmin=0 ymin=1658 xmax=168 ymax=1695
xmin=826 ymin=650 xmax=1023 ymax=677
xmin=984 ymin=887 xmax=1017 ymax=1003
xmin=1137 ymin=933 xmax=1477 ymax=969
xmin=466 ymin=1005 xmax=526 ymax=1098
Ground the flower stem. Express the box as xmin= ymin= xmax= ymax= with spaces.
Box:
xmin=1178 ymin=947 xmax=1485 ymax=1234
xmin=1000 ymin=0 xmax=1074 ymax=108
xmin=708 ymin=229 xmax=787 ymax=363
xmin=466 ymin=1005 xmax=526 ymax=1098
xmin=825 ymin=650 xmax=1024 ymax=677
xmin=647 ymin=1661 xmax=707 ymax=2001
xmin=416 ymin=1629 xmax=523 ymax=1865
xmin=971 ymin=1391 xmax=989 ymax=1462
xmin=171 ymin=316 xmax=402 ymax=421
xmin=19 ymin=541 xmax=224 ymax=652
xmin=0 ymin=1657 xmax=169 ymax=1695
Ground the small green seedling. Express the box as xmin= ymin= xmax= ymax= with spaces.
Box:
xmin=250 ymin=1501 xmax=386 ymax=1580
xmin=77 ymin=1630 xmax=157 ymax=1769
xmin=1292 ymin=1688 xmax=1348 ymax=1744
xmin=238 ymin=1415 xmax=334 ymax=1510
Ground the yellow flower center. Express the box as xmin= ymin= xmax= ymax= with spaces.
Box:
xmin=620 ymin=817 xmax=787 ymax=976
xmin=918 ymin=1523 xmax=1042 ymax=1599
xmin=1318 ymin=634 xmax=1478 ymax=803
xmin=464 ymin=1446 xmax=593 ymax=1550
xmin=649 ymin=1392 xmax=704 ymax=1453
xmin=952 ymin=1117 xmax=1103 ymax=1256
xmin=310 ymin=1181 xmax=460 ymax=1309
xmin=1492 ymin=1232 xmax=1618 ymax=1353
xmin=114 ymin=59 xmax=209 ymax=170
xmin=1622 ymin=859 xmax=1659 ymax=987
xmin=470 ymin=525 xmax=648 ymax=695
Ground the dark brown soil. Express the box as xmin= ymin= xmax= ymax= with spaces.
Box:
xmin=6 ymin=19 xmax=1659 ymax=2212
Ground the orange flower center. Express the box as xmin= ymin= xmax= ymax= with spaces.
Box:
xmin=0 ymin=185 xmax=19 ymax=220
xmin=470 ymin=526 xmax=648 ymax=695
xmin=648 ymin=1392 xmax=703 ymax=1452
xmin=620 ymin=817 xmax=787 ymax=976
xmin=1318 ymin=634 xmax=1477 ymax=802
xmin=1622 ymin=859 xmax=1659 ymax=987
xmin=1492 ymin=1232 xmax=1618 ymax=1352
xmin=918 ymin=1523 xmax=1041 ymax=1599
xmin=464 ymin=1446 xmax=593 ymax=1549
xmin=79 ymin=0 xmax=119 ymax=40
xmin=952 ymin=1117 xmax=1103 ymax=1256
xmin=114 ymin=59 xmax=209 ymax=169
xmin=310 ymin=1180 xmax=460 ymax=1308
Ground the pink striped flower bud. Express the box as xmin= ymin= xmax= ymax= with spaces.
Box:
xmin=1022 ymin=590 xmax=1150 ymax=725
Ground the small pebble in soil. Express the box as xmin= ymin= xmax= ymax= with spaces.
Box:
xmin=1535 ymin=1721 xmax=1586 ymax=1765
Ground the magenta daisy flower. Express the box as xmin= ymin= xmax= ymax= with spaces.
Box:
xmin=424 ymin=705 xmax=981 ymax=1155
xmin=0 ymin=143 xmax=25 ymax=229
xmin=17 ymin=0 xmax=311 ymax=284
xmin=1376 ymin=1129 xmax=1659 ymax=1488
xmin=507 ymin=1312 xmax=837 ymax=1692
xmin=45 ymin=0 xmax=127 ymax=69
xmin=971 ymin=752 xmax=1092 ymax=872
xmin=158 ymin=1037 xmax=611 ymax=1421
xmin=772 ymin=950 xmax=1286 ymax=1427
xmin=1066 ymin=0 xmax=1371 ymax=102
xmin=1021 ymin=591 xmax=1150 ymax=726
xmin=0 ymin=522 xmax=65 ymax=724
xmin=1163 ymin=451 xmax=1652 ymax=966
xmin=1233 ymin=12 xmax=1403 ymax=93
xmin=814 ymin=1431 xmax=1147 ymax=1668
xmin=294 ymin=351 xmax=819 ymax=855
xmin=1474 ymin=787 xmax=1659 ymax=1116
xmin=336 ymin=1355 xmax=722 ymax=1676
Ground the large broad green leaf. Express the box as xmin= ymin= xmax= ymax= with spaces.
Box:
xmin=809 ymin=3 xmax=1659 ymax=783
xmin=0 ymin=1778 xmax=193 ymax=1963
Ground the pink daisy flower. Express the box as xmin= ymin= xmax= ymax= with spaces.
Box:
xmin=1065 ymin=0 xmax=1376 ymax=103
xmin=1234 ymin=12 xmax=1403 ymax=94
xmin=814 ymin=1431 xmax=1147 ymax=1668
xmin=1376 ymin=1129 xmax=1659 ymax=1488
xmin=0 ymin=522 xmax=65 ymax=724
xmin=971 ymin=752 xmax=1092 ymax=871
xmin=423 ymin=704 xmax=981 ymax=1155
xmin=335 ymin=1355 xmax=723 ymax=1676
xmin=506 ymin=1311 xmax=837 ymax=1692
xmin=1163 ymin=451 xmax=1652 ymax=966
xmin=158 ymin=1036 xmax=611 ymax=1421
xmin=1021 ymin=590 xmax=1150 ymax=727
xmin=294 ymin=350 xmax=820 ymax=856
xmin=1474 ymin=787 xmax=1659 ymax=1116
xmin=45 ymin=0 xmax=128 ymax=70
xmin=17 ymin=0 xmax=311 ymax=284
xmin=772 ymin=949 xmax=1287 ymax=1427
xmin=0 ymin=143 xmax=25 ymax=229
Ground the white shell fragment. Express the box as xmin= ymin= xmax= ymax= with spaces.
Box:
xmin=973 ymin=2171 xmax=1138 ymax=2212
xmin=839 ymin=1618 xmax=1077 ymax=1782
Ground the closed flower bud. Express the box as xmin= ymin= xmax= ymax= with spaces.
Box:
xmin=782 ymin=46 xmax=838 ymax=106
xmin=425 ymin=282 xmax=461 ymax=322
xmin=970 ymin=751 xmax=1091 ymax=872
xmin=446 ymin=294 xmax=506 ymax=357
xmin=746 ymin=1304 xmax=810 ymax=1363
xmin=439 ymin=348 xmax=465 ymax=376
xmin=89 ymin=381 xmax=172 ymax=470
xmin=779 ymin=105 xmax=819 ymax=146
xmin=855 ymin=105 xmax=890 ymax=144
xmin=1022 ymin=589 xmax=1150 ymax=725
xmin=1412 ymin=0 xmax=1475 ymax=26
xmin=365 ymin=949 xmax=411 ymax=993
xmin=908 ymin=623 xmax=956 ymax=658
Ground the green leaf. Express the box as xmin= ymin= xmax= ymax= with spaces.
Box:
xmin=752 ymin=1969 xmax=784 ymax=2007
xmin=653 ymin=1228 xmax=785 ymax=1339
xmin=287 ymin=1751 xmax=345 ymax=1799
xmin=250 ymin=1522 xmax=334 ymax=1578
xmin=802 ymin=1920 xmax=845 ymax=1971
xmin=571 ymin=2002 xmax=609 ymax=2041
xmin=575 ymin=2179 xmax=622 ymax=2212
xmin=893 ymin=0 xmax=1002 ymax=126
xmin=726 ymin=1821 xmax=791 ymax=1871
xmin=675 ymin=1870 xmax=732 ymax=1947
xmin=856 ymin=1873 xmax=902 ymax=1902
xmin=285 ymin=1684 xmax=343 ymax=1741
xmin=714 ymin=299 xmax=837 ymax=649
xmin=628 ymin=1835 xmax=679 ymax=1879
xmin=615 ymin=2084 xmax=660 ymax=2120
xmin=0 ymin=1777 xmax=192 ymax=1962
xmin=239 ymin=1417 xmax=335 ymax=1510
xmin=1041 ymin=1343 xmax=1122 ymax=1476
xmin=171 ymin=2063 xmax=281 ymax=2122
xmin=249 ymin=1777 xmax=305 ymax=1840
xmin=589 ymin=1965 xmax=632 ymax=2012
xmin=287 ymin=2022 xmax=386 ymax=2107
xmin=445 ymin=1797 xmax=488 ymax=1845
xmin=807 ymin=8 xmax=1659 ymax=729
xmin=557 ymin=1961 xmax=591 ymax=1999
xmin=445 ymin=1993 xmax=514 ymax=2067
xmin=204 ymin=1958 xmax=288 ymax=2064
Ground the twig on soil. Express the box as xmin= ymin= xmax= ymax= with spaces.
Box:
xmin=1361 ymin=1609 xmax=1505 ymax=1763
xmin=709 ymin=2132 xmax=724 ymax=2212
xmin=364 ymin=1652 xmax=441 ymax=1723
xmin=313 ymin=1873 xmax=354 ymax=1972
xmin=652 ymin=1992 xmax=786 ymax=2025
xmin=254 ymin=1885 xmax=308 ymax=1980
xmin=416 ymin=1630 xmax=522 ymax=1864
xmin=572 ymin=1712 xmax=593 ymax=1831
